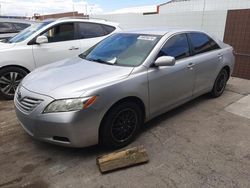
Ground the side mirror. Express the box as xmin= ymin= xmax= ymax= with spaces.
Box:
xmin=154 ymin=56 xmax=176 ymax=67
xmin=36 ymin=36 xmax=48 ymax=44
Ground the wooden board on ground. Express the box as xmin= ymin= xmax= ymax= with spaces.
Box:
xmin=97 ymin=146 xmax=149 ymax=173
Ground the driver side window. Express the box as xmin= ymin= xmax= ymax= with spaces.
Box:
xmin=158 ymin=34 xmax=190 ymax=60
xmin=42 ymin=23 xmax=75 ymax=43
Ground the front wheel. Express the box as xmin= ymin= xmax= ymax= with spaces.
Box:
xmin=210 ymin=69 xmax=229 ymax=98
xmin=100 ymin=101 xmax=143 ymax=149
xmin=0 ymin=67 xmax=28 ymax=100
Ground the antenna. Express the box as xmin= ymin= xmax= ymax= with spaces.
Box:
xmin=201 ymin=0 xmax=206 ymax=29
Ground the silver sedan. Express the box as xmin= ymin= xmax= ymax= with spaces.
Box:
xmin=14 ymin=29 xmax=235 ymax=148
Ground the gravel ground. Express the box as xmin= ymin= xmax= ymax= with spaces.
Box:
xmin=0 ymin=77 xmax=250 ymax=188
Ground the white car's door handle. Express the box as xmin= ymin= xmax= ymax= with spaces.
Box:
xmin=69 ymin=47 xmax=79 ymax=51
xmin=187 ymin=63 xmax=195 ymax=69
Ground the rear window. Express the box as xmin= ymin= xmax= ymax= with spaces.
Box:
xmin=13 ymin=23 xmax=30 ymax=31
xmin=188 ymin=33 xmax=220 ymax=55
xmin=0 ymin=22 xmax=15 ymax=33
xmin=77 ymin=22 xmax=114 ymax=39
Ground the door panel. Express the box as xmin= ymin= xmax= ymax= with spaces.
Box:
xmin=79 ymin=37 xmax=105 ymax=53
xmin=187 ymin=32 xmax=221 ymax=95
xmin=191 ymin=51 xmax=221 ymax=95
xmin=32 ymin=22 xmax=81 ymax=68
xmin=32 ymin=40 xmax=81 ymax=68
xmin=148 ymin=58 xmax=195 ymax=118
xmin=148 ymin=33 xmax=195 ymax=117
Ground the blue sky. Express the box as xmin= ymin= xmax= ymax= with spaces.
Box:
xmin=77 ymin=0 xmax=169 ymax=12
xmin=1 ymin=0 xmax=170 ymax=16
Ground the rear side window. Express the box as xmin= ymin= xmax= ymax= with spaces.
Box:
xmin=188 ymin=33 xmax=220 ymax=55
xmin=158 ymin=34 xmax=190 ymax=60
xmin=13 ymin=23 xmax=30 ymax=32
xmin=42 ymin=23 xmax=75 ymax=43
xmin=0 ymin=22 xmax=15 ymax=33
xmin=209 ymin=38 xmax=221 ymax=50
xmin=102 ymin=25 xmax=116 ymax=35
xmin=77 ymin=22 xmax=109 ymax=39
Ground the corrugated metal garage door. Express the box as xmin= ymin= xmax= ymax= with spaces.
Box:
xmin=224 ymin=9 xmax=250 ymax=80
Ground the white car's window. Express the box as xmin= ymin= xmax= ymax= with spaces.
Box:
xmin=80 ymin=33 xmax=162 ymax=67
xmin=158 ymin=34 xmax=190 ymax=60
xmin=7 ymin=21 xmax=51 ymax=43
xmin=77 ymin=22 xmax=110 ymax=39
xmin=41 ymin=23 xmax=75 ymax=43
xmin=102 ymin=25 xmax=116 ymax=35
xmin=188 ymin=33 xmax=220 ymax=55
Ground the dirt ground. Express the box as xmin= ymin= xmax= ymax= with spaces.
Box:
xmin=0 ymin=77 xmax=250 ymax=188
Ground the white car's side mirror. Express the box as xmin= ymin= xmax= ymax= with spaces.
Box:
xmin=154 ymin=56 xmax=176 ymax=67
xmin=36 ymin=36 xmax=48 ymax=44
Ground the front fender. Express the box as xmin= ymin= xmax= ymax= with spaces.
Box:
xmin=0 ymin=45 xmax=35 ymax=71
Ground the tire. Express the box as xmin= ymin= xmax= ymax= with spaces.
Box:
xmin=100 ymin=101 xmax=143 ymax=149
xmin=210 ymin=68 xmax=229 ymax=98
xmin=0 ymin=67 xmax=28 ymax=100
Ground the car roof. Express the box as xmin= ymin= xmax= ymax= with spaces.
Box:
xmin=44 ymin=18 xmax=119 ymax=27
xmin=121 ymin=28 xmax=225 ymax=48
xmin=122 ymin=28 xmax=207 ymax=36
xmin=0 ymin=18 xmax=36 ymax=24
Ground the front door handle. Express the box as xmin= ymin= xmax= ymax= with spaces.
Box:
xmin=69 ymin=47 xmax=79 ymax=50
xmin=187 ymin=63 xmax=195 ymax=69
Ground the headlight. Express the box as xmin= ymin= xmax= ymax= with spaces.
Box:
xmin=43 ymin=96 xmax=97 ymax=113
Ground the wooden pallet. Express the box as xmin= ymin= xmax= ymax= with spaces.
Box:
xmin=97 ymin=146 xmax=149 ymax=173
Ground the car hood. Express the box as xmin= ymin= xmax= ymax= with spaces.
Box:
xmin=22 ymin=57 xmax=134 ymax=99
xmin=0 ymin=42 xmax=16 ymax=50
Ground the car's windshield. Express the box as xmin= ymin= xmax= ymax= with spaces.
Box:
xmin=6 ymin=21 xmax=52 ymax=43
xmin=80 ymin=33 xmax=162 ymax=67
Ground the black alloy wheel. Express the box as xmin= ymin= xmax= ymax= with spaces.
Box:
xmin=111 ymin=108 xmax=138 ymax=143
xmin=100 ymin=101 xmax=143 ymax=149
xmin=210 ymin=68 xmax=229 ymax=98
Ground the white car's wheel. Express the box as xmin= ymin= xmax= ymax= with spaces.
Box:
xmin=0 ymin=67 xmax=28 ymax=100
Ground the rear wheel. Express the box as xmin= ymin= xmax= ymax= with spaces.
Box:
xmin=210 ymin=68 xmax=229 ymax=98
xmin=100 ymin=101 xmax=143 ymax=149
xmin=0 ymin=67 xmax=28 ymax=100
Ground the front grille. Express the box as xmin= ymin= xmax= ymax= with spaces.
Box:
xmin=16 ymin=96 xmax=43 ymax=112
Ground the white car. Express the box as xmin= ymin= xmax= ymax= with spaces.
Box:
xmin=0 ymin=18 xmax=121 ymax=99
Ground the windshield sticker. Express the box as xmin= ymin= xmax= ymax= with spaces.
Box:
xmin=107 ymin=57 xmax=117 ymax=64
xmin=138 ymin=36 xmax=157 ymax=41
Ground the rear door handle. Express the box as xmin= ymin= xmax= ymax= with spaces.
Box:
xmin=187 ymin=63 xmax=195 ymax=69
xmin=69 ymin=47 xmax=79 ymax=50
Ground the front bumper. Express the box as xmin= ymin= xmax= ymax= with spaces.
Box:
xmin=14 ymin=86 xmax=102 ymax=148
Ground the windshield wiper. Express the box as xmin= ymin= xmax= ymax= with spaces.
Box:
xmin=86 ymin=58 xmax=115 ymax=65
